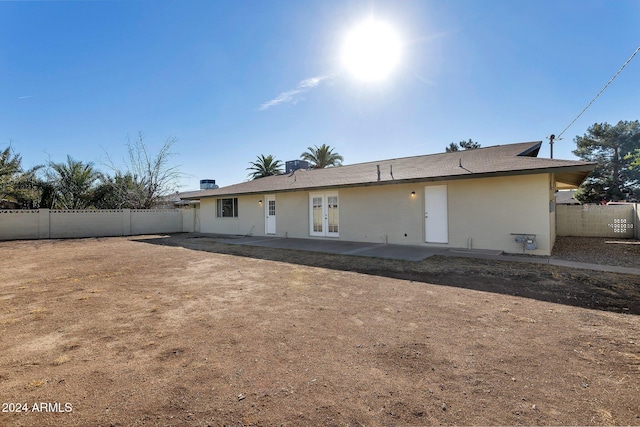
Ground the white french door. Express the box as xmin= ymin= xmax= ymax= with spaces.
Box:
xmin=424 ymin=185 xmax=448 ymax=243
xmin=309 ymin=192 xmax=339 ymax=237
xmin=265 ymin=194 xmax=276 ymax=234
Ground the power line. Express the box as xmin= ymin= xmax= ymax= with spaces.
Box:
xmin=555 ymin=46 xmax=640 ymax=141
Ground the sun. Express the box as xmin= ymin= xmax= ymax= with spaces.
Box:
xmin=341 ymin=17 xmax=403 ymax=83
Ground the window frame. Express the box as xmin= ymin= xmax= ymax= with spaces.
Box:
xmin=216 ymin=197 xmax=239 ymax=218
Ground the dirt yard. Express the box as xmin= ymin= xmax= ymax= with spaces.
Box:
xmin=0 ymin=235 xmax=638 ymax=426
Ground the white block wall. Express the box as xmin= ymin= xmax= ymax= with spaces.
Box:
xmin=0 ymin=209 xmax=195 ymax=241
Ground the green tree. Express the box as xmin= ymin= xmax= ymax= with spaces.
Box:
xmin=300 ymin=144 xmax=344 ymax=168
xmin=445 ymin=139 xmax=481 ymax=153
xmin=47 ymin=155 xmax=102 ymax=209
xmin=91 ymin=173 xmax=146 ymax=209
xmin=573 ymin=120 xmax=640 ymax=203
xmin=0 ymin=146 xmax=41 ymax=208
xmin=247 ymin=154 xmax=283 ymax=180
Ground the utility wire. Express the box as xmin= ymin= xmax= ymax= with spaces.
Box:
xmin=556 ymin=46 xmax=640 ymax=140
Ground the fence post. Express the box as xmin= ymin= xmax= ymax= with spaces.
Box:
xmin=122 ymin=209 xmax=131 ymax=236
xmin=38 ymin=209 xmax=50 ymax=239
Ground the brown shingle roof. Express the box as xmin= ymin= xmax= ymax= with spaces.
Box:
xmin=184 ymin=141 xmax=595 ymax=199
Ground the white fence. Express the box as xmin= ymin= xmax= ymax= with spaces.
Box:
xmin=2 ymin=205 xmax=637 ymax=242
xmin=556 ymin=204 xmax=639 ymax=239
xmin=0 ymin=209 xmax=197 ymax=241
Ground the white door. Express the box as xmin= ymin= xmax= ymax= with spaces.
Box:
xmin=425 ymin=185 xmax=448 ymax=243
xmin=265 ymin=195 xmax=276 ymax=234
xmin=309 ymin=192 xmax=339 ymax=237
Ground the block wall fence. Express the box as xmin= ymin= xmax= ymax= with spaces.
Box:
xmin=0 ymin=209 xmax=197 ymax=241
xmin=556 ymin=204 xmax=639 ymax=239
xmin=0 ymin=205 xmax=637 ymax=242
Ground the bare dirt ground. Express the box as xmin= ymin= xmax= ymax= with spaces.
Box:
xmin=0 ymin=234 xmax=638 ymax=426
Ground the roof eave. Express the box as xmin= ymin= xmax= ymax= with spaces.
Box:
xmin=183 ymin=164 xmax=596 ymax=198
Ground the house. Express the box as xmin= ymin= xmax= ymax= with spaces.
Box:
xmin=156 ymin=190 xmax=203 ymax=209
xmin=183 ymin=141 xmax=595 ymax=255
xmin=555 ymin=189 xmax=581 ymax=205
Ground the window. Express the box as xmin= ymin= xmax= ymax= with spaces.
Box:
xmin=216 ymin=198 xmax=238 ymax=218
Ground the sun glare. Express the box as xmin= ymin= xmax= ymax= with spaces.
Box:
xmin=341 ymin=18 xmax=402 ymax=83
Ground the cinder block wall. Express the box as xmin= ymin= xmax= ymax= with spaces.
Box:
xmin=50 ymin=210 xmax=125 ymax=238
xmin=556 ymin=204 xmax=635 ymax=238
xmin=0 ymin=209 xmax=191 ymax=241
xmin=0 ymin=210 xmax=41 ymax=240
xmin=131 ymin=209 xmax=183 ymax=234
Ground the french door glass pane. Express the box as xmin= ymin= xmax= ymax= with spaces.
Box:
xmin=312 ymin=197 xmax=323 ymax=232
xmin=327 ymin=196 xmax=338 ymax=233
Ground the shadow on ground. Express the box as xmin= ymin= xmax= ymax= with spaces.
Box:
xmin=134 ymin=234 xmax=640 ymax=315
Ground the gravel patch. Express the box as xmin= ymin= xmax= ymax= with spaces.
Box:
xmin=552 ymin=236 xmax=640 ymax=268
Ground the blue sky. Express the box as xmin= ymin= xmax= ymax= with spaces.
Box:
xmin=2 ymin=0 xmax=639 ymax=190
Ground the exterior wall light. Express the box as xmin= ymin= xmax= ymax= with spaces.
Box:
xmin=258 ymin=200 xmax=263 ymax=205
xmin=410 ymin=191 xmax=416 ymax=198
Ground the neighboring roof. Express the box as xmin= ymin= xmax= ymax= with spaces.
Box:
xmin=156 ymin=190 xmax=203 ymax=207
xmin=184 ymin=141 xmax=596 ymax=199
xmin=556 ymin=190 xmax=580 ymax=205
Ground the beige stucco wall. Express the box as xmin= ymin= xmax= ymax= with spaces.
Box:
xmin=273 ymin=192 xmax=310 ymax=238
xmin=549 ymin=175 xmax=557 ymax=248
xmin=199 ymin=194 xmax=265 ymax=236
xmin=198 ymin=173 xmax=554 ymax=255
xmin=447 ymin=174 xmax=551 ymax=254
xmin=339 ymin=183 xmax=423 ymax=244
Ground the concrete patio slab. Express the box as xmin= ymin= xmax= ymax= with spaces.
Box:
xmin=204 ymin=234 xmax=475 ymax=262
xmin=186 ymin=233 xmax=640 ymax=275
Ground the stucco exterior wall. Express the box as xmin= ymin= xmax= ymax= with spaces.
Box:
xmin=198 ymin=173 xmax=554 ymax=255
xmin=339 ymin=183 xmax=423 ymax=244
xmin=447 ymin=174 xmax=551 ymax=254
xmin=199 ymin=194 xmax=264 ymax=236
xmin=549 ymin=175 xmax=557 ymax=248
xmin=273 ymin=192 xmax=310 ymax=238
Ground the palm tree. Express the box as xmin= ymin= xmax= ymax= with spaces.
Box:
xmin=300 ymin=144 xmax=344 ymax=168
xmin=0 ymin=146 xmax=41 ymax=208
xmin=247 ymin=154 xmax=283 ymax=180
xmin=47 ymin=155 xmax=102 ymax=209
